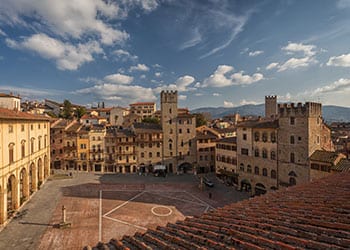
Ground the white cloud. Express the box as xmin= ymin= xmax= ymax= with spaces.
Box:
xmin=326 ymin=53 xmax=350 ymax=67
xmin=76 ymin=83 xmax=156 ymax=104
xmin=6 ymin=33 xmax=103 ymax=70
xmin=104 ymin=73 xmax=133 ymax=85
xmin=266 ymin=62 xmax=279 ymax=70
xmin=240 ymin=99 xmax=258 ymax=105
xmin=153 ymin=75 xmax=196 ymax=93
xmin=201 ymin=65 xmax=264 ymax=88
xmin=140 ymin=74 xmax=146 ymax=79
xmin=282 ymin=42 xmax=316 ymax=57
xmin=129 ymin=63 xmax=150 ymax=72
xmin=311 ymin=78 xmax=350 ymax=96
xmin=224 ymin=101 xmax=234 ymax=107
xmin=213 ymin=93 xmax=221 ymax=96
xmin=248 ymin=50 xmax=264 ymax=57
xmin=278 ymin=56 xmax=317 ymax=72
xmin=0 ymin=0 xmax=129 ymax=45
xmin=124 ymin=0 xmax=159 ymax=12
xmin=113 ymin=49 xmax=138 ymax=61
xmin=155 ymin=72 xmax=162 ymax=77
xmin=337 ymin=0 xmax=350 ymax=8
xmin=0 ymin=28 xmax=6 ymax=36
xmin=179 ymin=28 xmax=202 ymax=50
xmin=178 ymin=95 xmax=187 ymax=100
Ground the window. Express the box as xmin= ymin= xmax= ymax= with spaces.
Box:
xmin=254 ymin=132 xmax=259 ymax=141
xmin=149 ymin=152 xmax=152 ymax=158
xmin=290 ymin=152 xmax=295 ymax=163
xmin=181 ymin=140 xmax=184 ymax=147
xmin=38 ymin=136 xmax=41 ymax=150
xmin=31 ymin=124 xmax=34 ymax=130
xmin=31 ymin=138 xmax=35 ymax=153
xmin=200 ymin=155 xmax=203 ymax=161
xmin=270 ymin=151 xmax=276 ymax=160
xmin=21 ymin=141 xmax=25 ymax=158
xmin=262 ymin=132 xmax=267 ymax=142
xmin=247 ymin=165 xmax=252 ymax=173
xmin=170 ymin=129 xmax=173 ymax=134
xmin=262 ymin=149 xmax=267 ymax=158
xmin=271 ymin=132 xmax=276 ymax=143
xmin=9 ymin=125 xmax=13 ymax=133
xmin=271 ymin=170 xmax=277 ymax=179
xmin=290 ymin=117 xmax=295 ymax=125
xmin=141 ymin=143 xmax=144 ymax=148
xmin=38 ymin=124 xmax=41 ymax=129
xmin=290 ymin=135 xmax=295 ymax=144
xmin=317 ymin=136 xmax=320 ymax=144
xmin=254 ymin=148 xmax=259 ymax=157
xmin=239 ymin=164 xmax=244 ymax=172
xmin=21 ymin=124 xmax=25 ymax=132
xmin=189 ymin=140 xmax=192 ymax=147
xmin=179 ymin=129 xmax=182 ymax=134
xmin=9 ymin=143 xmax=14 ymax=164
xmin=243 ymin=134 xmax=247 ymax=140
xmin=289 ymin=177 xmax=296 ymax=186
xmin=169 ymin=108 xmax=172 ymax=114
xmin=169 ymin=143 xmax=172 ymax=150
xmin=187 ymin=128 xmax=190 ymax=133
xmin=262 ymin=168 xmax=267 ymax=176
xmin=241 ymin=148 xmax=249 ymax=155
xmin=149 ymin=143 xmax=152 ymax=148
xmin=169 ymin=119 xmax=172 ymax=125
xmin=157 ymin=142 xmax=160 ymax=148
xmin=157 ymin=152 xmax=160 ymax=157
xmin=254 ymin=166 xmax=259 ymax=175
xmin=179 ymin=119 xmax=182 ymax=124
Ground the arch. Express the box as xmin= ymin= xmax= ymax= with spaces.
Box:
xmin=255 ymin=183 xmax=267 ymax=196
xmin=44 ymin=155 xmax=49 ymax=179
xmin=271 ymin=170 xmax=277 ymax=179
xmin=240 ymin=179 xmax=251 ymax=192
xmin=7 ymin=175 xmax=19 ymax=215
xmin=254 ymin=166 xmax=259 ymax=175
xmin=262 ymin=168 xmax=268 ymax=176
xmin=20 ymin=168 xmax=29 ymax=204
xmin=247 ymin=165 xmax=252 ymax=173
xmin=288 ymin=171 xmax=297 ymax=177
xmin=178 ymin=162 xmax=192 ymax=173
xmin=289 ymin=177 xmax=296 ymax=186
xmin=239 ymin=163 xmax=244 ymax=172
xmin=38 ymin=158 xmax=44 ymax=184
xmin=29 ymin=162 xmax=37 ymax=194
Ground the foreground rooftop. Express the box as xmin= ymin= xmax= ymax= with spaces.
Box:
xmin=89 ymin=172 xmax=350 ymax=249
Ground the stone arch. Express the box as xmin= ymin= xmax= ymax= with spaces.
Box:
xmin=44 ymin=155 xmax=49 ymax=179
xmin=240 ymin=179 xmax=251 ymax=192
xmin=29 ymin=162 xmax=37 ymax=194
xmin=38 ymin=158 xmax=44 ymax=184
xmin=7 ymin=174 xmax=19 ymax=215
xmin=20 ymin=168 xmax=29 ymax=204
xmin=255 ymin=183 xmax=267 ymax=196
xmin=178 ymin=162 xmax=192 ymax=174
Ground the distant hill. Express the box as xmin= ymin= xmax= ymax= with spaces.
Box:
xmin=192 ymin=104 xmax=350 ymax=122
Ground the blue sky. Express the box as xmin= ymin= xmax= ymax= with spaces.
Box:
xmin=1 ymin=0 xmax=350 ymax=109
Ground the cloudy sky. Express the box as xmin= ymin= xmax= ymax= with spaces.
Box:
xmin=1 ymin=0 xmax=350 ymax=108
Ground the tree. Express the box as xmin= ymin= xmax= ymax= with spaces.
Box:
xmin=75 ymin=106 xmax=86 ymax=119
xmin=193 ymin=113 xmax=207 ymax=127
xmin=60 ymin=99 xmax=73 ymax=119
xmin=142 ymin=117 xmax=160 ymax=124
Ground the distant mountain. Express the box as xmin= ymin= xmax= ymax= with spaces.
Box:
xmin=192 ymin=104 xmax=350 ymax=122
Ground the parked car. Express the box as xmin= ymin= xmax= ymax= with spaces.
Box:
xmin=203 ymin=177 xmax=214 ymax=187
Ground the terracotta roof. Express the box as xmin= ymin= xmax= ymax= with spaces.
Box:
xmin=237 ymin=119 xmax=278 ymax=129
xmin=90 ymin=172 xmax=350 ymax=250
xmin=0 ymin=93 xmax=21 ymax=99
xmin=133 ymin=123 xmax=162 ymax=132
xmin=0 ymin=108 xmax=49 ymax=121
xmin=333 ymin=158 xmax=350 ymax=172
xmin=130 ymin=102 xmax=155 ymax=106
xmin=309 ymin=150 xmax=340 ymax=164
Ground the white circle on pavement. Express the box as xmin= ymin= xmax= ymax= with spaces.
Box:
xmin=151 ymin=206 xmax=172 ymax=217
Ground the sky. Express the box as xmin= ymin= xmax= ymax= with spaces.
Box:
xmin=1 ymin=0 xmax=350 ymax=109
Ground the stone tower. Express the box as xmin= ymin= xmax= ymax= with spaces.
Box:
xmin=277 ymin=102 xmax=323 ymax=186
xmin=161 ymin=90 xmax=178 ymax=173
xmin=265 ymin=95 xmax=277 ymax=118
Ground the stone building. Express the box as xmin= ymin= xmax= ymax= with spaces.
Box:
xmin=76 ymin=126 xmax=90 ymax=171
xmin=134 ymin=123 xmax=163 ymax=173
xmin=196 ymin=125 xmax=221 ymax=173
xmin=110 ymin=107 xmax=129 ymax=126
xmin=50 ymin=119 xmax=69 ymax=170
xmin=88 ymin=125 xmax=106 ymax=172
xmin=115 ymin=129 xmax=137 ymax=173
xmin=129 ymin=102 xmax=156 ymax=119
xmin=236 ymin=96 xmax=334 ymax=195
xmin=161 ymin=90 xmax=196 ymax=173
xmin=237 ymin=119 xmax=278 ymax=194
xmin=215 ymin=137 xmax=238 ymax=185
xmin=63 ymin=121 xmax=81 ymax=170
xmin=0 ymin=108 xmax=50 ymax=225
xmin=0 ymin=93 xmax=21 ymax=111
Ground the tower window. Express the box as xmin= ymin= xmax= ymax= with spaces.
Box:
xmin=290 ymin=117 xmax=295 ymax=125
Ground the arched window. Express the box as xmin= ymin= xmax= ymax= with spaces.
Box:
xmin=21 ymin=140 xmax=26 ymax=158
xmin=262 ymin=168 xmax=268 ymax=176
xmin=290 ymin=152 xmax=295 ymax=163
xmin=247 ymin=165 xmax=252 ymax=173
xmin=149 ymin=152 xmax=152 ymax=158
xmin=9 ymin=143 xmax=15 ymax=164
xmin=254 ymin=166 xmax=259 ymax=175
xmin=271 ymin=170 xmax=277 ymax=179
xmin=254 ymin=132 xmax=260 ymax=141
xmin=262 ymin=148 xmax=268 ymax=158
xmin=38 ymin=136 xmax=42 ymax=150
xmin=262 ymin=132 xmax=268 ymax=142
xmin=270 ymin=151 xmax=276 ymax=160
xmin=270 ymin=132 xmax=276 ymax=143
xmin=254 ymin=148 xmax=259 ymax=157
xmin=239 ymin=163 xmax=244 ymax=172
xmin=31 ymin=137 xmax=35 ymax=154
xmin=289 ymin=177 xmax=296 ymax=186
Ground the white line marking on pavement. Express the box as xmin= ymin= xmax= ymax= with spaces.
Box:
xmin=103 ymin=191 xmax=145 ymax=217
xmin=103 ymin=215 xmax=147 ymax=230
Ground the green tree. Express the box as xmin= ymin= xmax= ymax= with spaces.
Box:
xmin=193 ymin=113 xmax=207 ymax=127
xmin=75 ymin=106 xmax=86 ymax=119
xmin=142 ymin=117 xmax=160 ymax=124
xmin=60 ymin=99 xmax=73 ymax=119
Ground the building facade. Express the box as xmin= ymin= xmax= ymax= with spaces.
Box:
xmin=129 ymin=102 xmax=156 ymax=119
xmin=0 ymin=108 xmax=50 ymax=224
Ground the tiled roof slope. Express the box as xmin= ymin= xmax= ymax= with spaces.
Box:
xmin=333 ymin=158 xmax=350 ymax=172
xmin=309 ymin=150 xmax=340 ymax=164
xmin=89 ymin=172 xmax=350 ymax=250
xmin=0 ymin=107 xmax=49 ymax=120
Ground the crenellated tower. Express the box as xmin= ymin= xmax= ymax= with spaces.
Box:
xmin=265 ymin=95 xmax=278 ymax=118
